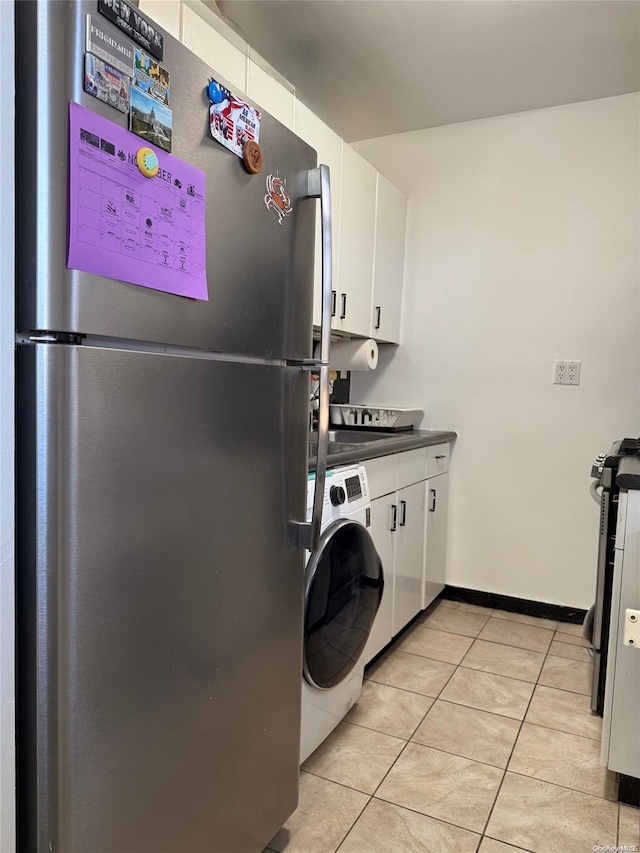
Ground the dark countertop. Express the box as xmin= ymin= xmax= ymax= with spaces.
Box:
xmin=308 ymin=429 xmax=457 ymax=472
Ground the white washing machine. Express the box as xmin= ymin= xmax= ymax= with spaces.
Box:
xmin=300 ymin=464 xmax=383 ymax=763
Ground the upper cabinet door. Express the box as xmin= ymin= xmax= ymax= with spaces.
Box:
xmin=180 ymin=6 xmax=247 ymax=93
xmin=295 ymin=103 xmax=342 ymax=327
xmin=371 ymin=174 xmax=407 ymax=344
xmin=138 ymin=0 xmax=181 ymax=38
xmin=336 ymin=146 xmax=377 ymax=337
xmin=246 ymin=60 xmax=294 ymax=129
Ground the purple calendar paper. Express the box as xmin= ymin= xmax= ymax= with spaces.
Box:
xmin=68 ymin=101 xmax=208 ymax=300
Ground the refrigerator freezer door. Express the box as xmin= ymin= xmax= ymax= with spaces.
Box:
xmin=15 ymin=1 xmax=315 ymax=361
xmin=16 ymin=344 xmax=308 ymax=853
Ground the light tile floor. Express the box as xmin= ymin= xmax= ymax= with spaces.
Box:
xmin=266 ymin=598 xmax=640 ymax=853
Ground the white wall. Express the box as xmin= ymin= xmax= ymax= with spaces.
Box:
xmin=0 ymin=0 xmax=15 ymax=848
xmin=353 ymin=94 xmax=640 ymax=608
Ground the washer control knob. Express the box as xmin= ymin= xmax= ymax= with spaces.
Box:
xmin=330 ymin=485 xmax=346 ymax=506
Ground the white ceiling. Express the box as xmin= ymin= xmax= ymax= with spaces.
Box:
xmin=214 ymin=0 xmax=640 ymax=142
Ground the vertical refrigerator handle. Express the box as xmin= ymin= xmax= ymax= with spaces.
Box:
xmin=298 ymin=164 xmax=332 ymax=552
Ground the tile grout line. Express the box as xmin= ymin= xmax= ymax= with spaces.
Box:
xmin=352 ymin=688 xmax=603 ymax=770
xmin=421 ymin=613 xmax=555 ymax=636
xmin=505 ymin=769 xmax=620 ymax=805
xmin=504 ymin=714 xmax=600 ymax=742
xmin=332 ymin=790 xmax=372 ymax=853
xmin=478 ymin=626 xmax=609 ymax=848
xmin=381 ymin=625 xmax=540 ymax=846
xmin=476 ymin=631 xmax=554 ymax=845
xmin=372 ymin=622 xmax=546 ymax=818
xmin=297 ymin=766 xmax=373 ymax=797
xmin=328 ymin=618 xmax=532 ymax=843
xmin=365 ymin=673 xmax=455 ymax=700
xmin=301 ymin=615 xmax=599 ymax=853
xmin=456 ymin=662 xmax=544 ymax=686
xmin=372 ymin=791 xmax=487 ymax=844
xmin=398 ymin=631 xmax=560 ymax=660
xmin=342 ymin=644 xmax=476 ymax=840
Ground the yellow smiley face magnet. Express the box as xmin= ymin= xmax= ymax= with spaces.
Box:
xmin=136 ymin=147 xmax=159 ymax=178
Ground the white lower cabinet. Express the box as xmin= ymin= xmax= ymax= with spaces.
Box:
xmin=362 ymin=449 xmax=426 ymax=663
xmin=423 ymin=472 xmax=449 ymax=609
xmin=362 ymin=497 xmax=395 ymax=663
xmin=363 ymin=444 xmax=451 ymax=665
xmin=393 ymin=479 xmax=427 ymax=634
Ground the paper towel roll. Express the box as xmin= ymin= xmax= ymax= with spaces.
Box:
xmin=327 ymin=338 xmax=379 ymax=372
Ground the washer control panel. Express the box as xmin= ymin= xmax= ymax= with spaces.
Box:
xmin=344 ymin=475 xmax=362 ymax=502
xmin=307 ymin=465 xmax=369 ymax=520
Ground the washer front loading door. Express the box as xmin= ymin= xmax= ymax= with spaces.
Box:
xmin=304 ymin=519 xmax=383 ymax=690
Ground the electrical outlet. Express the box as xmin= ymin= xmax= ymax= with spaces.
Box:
xmin=553 ymin=360 xmax=581 ymax=385
xmin=566 ymin=361 xmax=581 ymax=385
xmin=553 ymin=361 xmax=567 ymax=384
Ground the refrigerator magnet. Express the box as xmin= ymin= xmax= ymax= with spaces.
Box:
xmin=84 ymin=53 xmax=131 ymax=114
xmin=242 ymin=140 xmax=263 ymax=174
xmin=86 ymin=13 xmax=135 ymax=78
xmin=264 ymin=174 xmax=293 ymax=225
xmin=133 ymin=47 xmax=170 ymax=106
xmin=207 ymin=78 xmax=262 ymax=160
xmin=97 ymin=0 xmax=164 ymax=62
xmin=130 ymin=86 xmax=172 ymax=153
xmin=136 ymin=147 xmax=159 ymax=178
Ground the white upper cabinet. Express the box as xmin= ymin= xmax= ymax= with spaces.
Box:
xmin=180 ymin=5 xmax=247 ymax=93
xmin=371 ymin=174 xmax=406 ymax=344
xmin=174 ymin=7 xmax=407 ymax=340
xmin=246 ymin=60 xmax=294 ymax=129
xmin=336 ymin=146 xmax=377 ymax=337
xmin=138 ymin=0 xmax=181 ymax=39
xmin=295 ymin=103 xmax=343 ymax=328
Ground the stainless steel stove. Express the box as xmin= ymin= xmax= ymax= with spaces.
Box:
xmin=589 ymin=437 xmax=640 ymax=714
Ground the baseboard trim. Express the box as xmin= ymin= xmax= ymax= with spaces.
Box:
xmin=442 ymin=585 xmax=587 ymax=625
xmin=618 ymin=774 xmax=640 ymax=807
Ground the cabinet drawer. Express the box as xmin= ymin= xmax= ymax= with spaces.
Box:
xmin=365 ymin=455 xmax=398 ymax=499
xmin=426 ymin=443 xmax=450 ymax=478
xmin=397 ymin=448 xmax=428 ymax=490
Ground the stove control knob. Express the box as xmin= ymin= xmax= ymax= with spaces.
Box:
xmin=330 ymin=485 xmax=346 ymax=506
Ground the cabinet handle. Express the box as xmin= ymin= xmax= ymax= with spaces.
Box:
xmin=375 ymin=306 xmax=381 ymax=330
xmin=340 ymin=292 xmax=347 ymax=319
xmin=435 ymin=455 xmax=446 ymax=460
xmin=399 ymin=500 xmax=407 ymax=526
xmin=331 ymin=290 xmax=337 ymax=317
xmin=391 ymin=504 xmax=397 ymax=532
xmin=430 ymin=489 xmax=437 ymax=512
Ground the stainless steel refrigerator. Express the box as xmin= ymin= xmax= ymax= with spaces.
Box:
xmin=15 ymin=2 xmax=332 ymax=851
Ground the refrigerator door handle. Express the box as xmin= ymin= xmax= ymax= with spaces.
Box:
xmin=298 ymin=165 xmax=332 ymax=552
